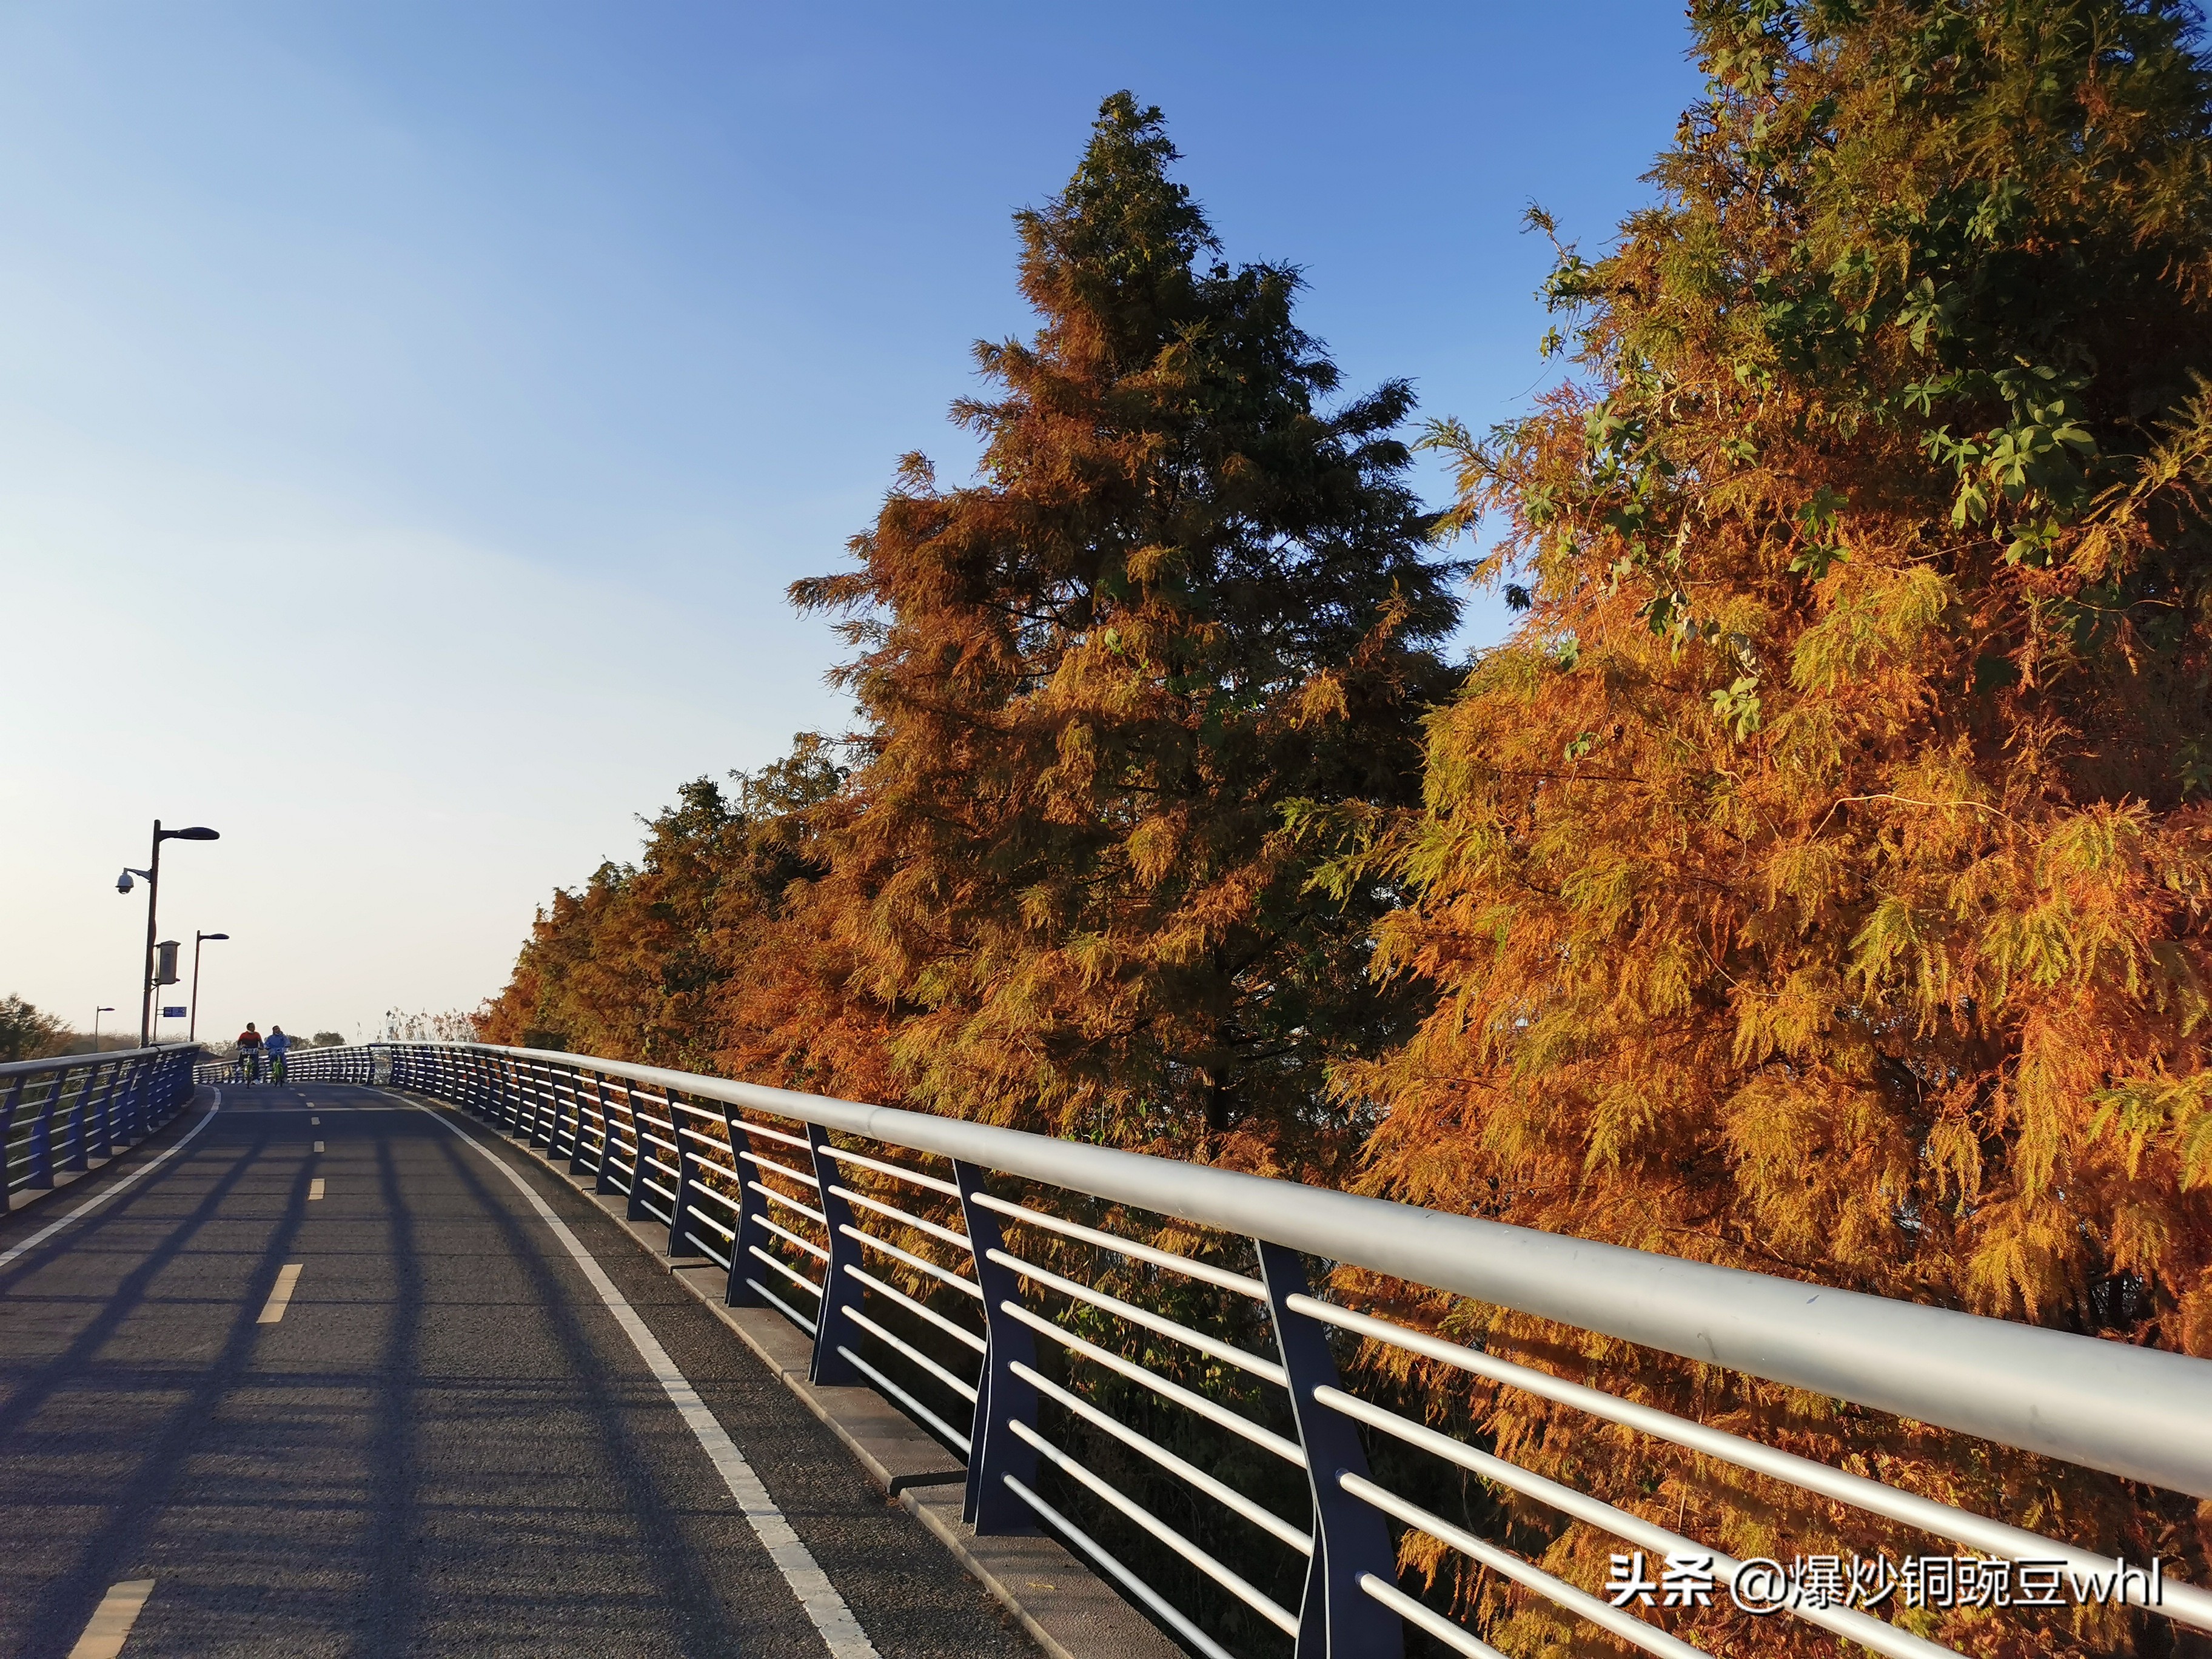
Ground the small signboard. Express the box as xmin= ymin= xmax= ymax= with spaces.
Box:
xmin=162 ymin=1006 xmax=187 ymax=1018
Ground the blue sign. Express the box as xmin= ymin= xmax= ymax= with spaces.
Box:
xmin=161 ymin=1006 xmax=186 ymax=1018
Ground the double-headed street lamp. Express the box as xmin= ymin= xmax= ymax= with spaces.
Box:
xmin=116 ymin=820 xmax=220 ymax=1048
xmin=190 ymin=931 xmax=230 ymax=1042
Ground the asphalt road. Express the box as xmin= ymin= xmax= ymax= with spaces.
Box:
xmin=0 ymin=1084 xmax=1038 ymax=1658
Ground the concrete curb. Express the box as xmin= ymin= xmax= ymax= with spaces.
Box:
xmin=420 ymin=1094 xmax=1184 ymax=1659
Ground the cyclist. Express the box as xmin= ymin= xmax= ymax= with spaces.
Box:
xmin=236 ymin=1023 xmax=263 ymax=1084
xmin=266 ymin=1025 xmax=292 ymax=1087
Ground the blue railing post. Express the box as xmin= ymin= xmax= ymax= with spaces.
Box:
xmin=669 ymin=1150 xmax=707 ymax=1261
xmin=953 ymin=1159 xmax=1040 ymax=1535
xmin=0 ymin=1071 xmax=25 ymax=1196
xmin=806 ymin=1125 xmax=865 ymax=1386
xmin=528 ymin=1060 xmax=554 ymax=1148
xmin=59 ymin=1065 xmax=89 ymax=1173
xmin=85 ymin=1062 xmax=116 ymax=1164
xmin=1258 ymin=1239 xmax=1404 ymax=1659
xmin=717 ymin=1108 xmax=768 ymax=1308
xmin=26 ymin=1070 xmax=59 ymax=1190
xmin=591 ymin=1075 xmax=621 ymax=1194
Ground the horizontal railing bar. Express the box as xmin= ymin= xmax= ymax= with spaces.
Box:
xmin=749 ymin=1181 xmax=829 ymax=1228
xmin=747 ymin=1276 xmax=819 ymax=1336
xmin=734 ymin=1116 xmax=813 ymax=1151
xmin=828 ymin=1185 xmax=970 ymax=1251
xmin=970 ymin=1192 xmax=1265 ymax=1299
xmin=749 ymin=1244 xmax=825 ymax=1298
xmin=840 ymin=1304 xmax=980 ymax=1403
xmin=987 ymin=1247 xmax=1289 ymax=1386
xmin=848 ymin=1264 xmax=987 ymax=1353
xmin=1359 ymin=1575 xmax=1507 ymax=1659
xmin=677 ymin=1125 xmax=736 ymax=1160
xmin=1001 ymin=1301 xmax=1304 ymax=1466
xmin=638 ymin=1174 xmax=678 ymax=1202
xmin=836 ymin=1346 xmax=972 ymax=1453
xmin=1342 ymin=1472 xmax=1709 ymax=1659
xmin=634 ymin=1195 xmax=674 ymax=1225
xmin=753 ymin=1213 xmax=832 ymax=1264
xmin=1317 ymin=1387 xmax=1960 ymax=1659
xmin=683 ymin=1204 xmax=738 ymax=1242
xmin=816 ymin=1142 xmax=962 ymax=1198
xmin=692 ymin=1236 xmax=734 ymax=1272
xmin=1000 ymin=1476 xmax=1233 ymax=1659
xmin=740 ymin=1147 xmax=821 ymax=1188
xmin=0 ymin=1044 xmax=193 ymax=1078
xmin=1290 ymin=1296 xmax=2212 ymax=1635
xmin=1012 ymin=1359 xmax=1310 ymax=1555
xmin=1009 ymin=1418 xmax=1297 ymax=1637
xmin=840 ymin=1226 xmax=984 ymax=1301
xmin=422 ymin=1042 xmax=2211 ymax=1496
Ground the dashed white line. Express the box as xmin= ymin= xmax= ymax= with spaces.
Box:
xmin=66 ymin=1578 xmax=155 ymax=1659
xmin=400 ymin=1095 xmax=879 ymax=1659
xmin=312 ymin=1141 xmax=324 ymax=1153
xmin=258 ymin=1262 xmax=304 ymax=1324
xmin=310 ymin=1116 xmax=320 ymax=1125
xmin=0 ymin=1092 xmax=224 ymax=1270
xmin=309 ymin=1178 xmax=326 ymax=1201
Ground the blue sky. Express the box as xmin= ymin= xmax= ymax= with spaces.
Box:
xmin=3 ymin=2 xmax=1702 ymax=1044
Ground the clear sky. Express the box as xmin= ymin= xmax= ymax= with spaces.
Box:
xmin=2 ymin=2 xmax=1703 ymax=1047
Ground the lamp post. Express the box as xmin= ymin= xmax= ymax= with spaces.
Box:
xmin=117 ymin=820 xmax=220 ymax=1047
xmin=93 ymin=1007 xmax=115 ymax=1050
xmin=190 ymin=932 xmax=229 ymax=1042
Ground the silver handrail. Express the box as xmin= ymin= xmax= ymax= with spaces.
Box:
xmin=2 ymin=1044 xmax=201 ymax=1200
xmin=288 ymin=1039 xmax=2211 ymax=1658
xmin=429 ymin=1043 xmax=2209 ymax=1496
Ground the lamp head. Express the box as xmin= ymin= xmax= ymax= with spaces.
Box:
xmin=163 ymin=826 xmax=219 ymax=842
xmin=200 ymin=931 xmax=230 ymax=942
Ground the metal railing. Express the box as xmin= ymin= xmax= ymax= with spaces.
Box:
xmin=2 ymin=1044 xmax=203 ymax=1202
xmin=288 ymin=1041 xmax=2212 ymax=1659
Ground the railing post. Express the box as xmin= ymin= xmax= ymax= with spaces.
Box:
xmin=953 ymin=1159 xmax=1039 ymax=1535
xmin=622 ymin=1085 xmax=654 ymax=1219
xmin=668 ymin=1149 xmax=706 ymax=1261
xmin=59 ymin=1065 xmax=89 ymax=1173
xmin=1258 ymin=1240 xmax=1403 ymax=1659
xmin=718 ymin=1108 xmax=766 ymax=1307
xmin=27 ymin=1070 xmax=59 ymax=1190
xmin=85 ymin=1062 xmax=115 ymax=1164
xmin=806 ymin=1125 xmax=864 ymax=1387
xmin=0 ymin=1071 xmax=25 ymax=1196
xmin=591 ymin=1075 xmax=620 ymax=1193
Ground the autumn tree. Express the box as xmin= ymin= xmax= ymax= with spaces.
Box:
xmin=1322 ymin=1 xmax=2212 ymax=1651
xmin=768 ymin=92 xmax=1462 ymax=1167
xmin=478 ymin=736 xmax=843 ymax=1067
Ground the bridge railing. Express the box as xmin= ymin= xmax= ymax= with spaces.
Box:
xmin=290 ymin=1040 xmax=2212 ymax=1659
xmin=1 ymin=1044 xmax=202 ymax=1202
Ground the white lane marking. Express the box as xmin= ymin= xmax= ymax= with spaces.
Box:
xmin=312 ymin=1140 xmax=324 ymax=1153
xmin=0 ymin=1091 xmax=224 ymax=1270
xmin=402 ymin=1096 xmax=878 ymax=1658
xmin=67 ymin=1577 xmax=156 ymax=1659
xmin=311 ymin=1116 xmax=320 ymax=1125
xmin=309 ymin=1179 xmax=326 ymax=1201
xmin=258 ymin=1262 xmax=304 ymax=1324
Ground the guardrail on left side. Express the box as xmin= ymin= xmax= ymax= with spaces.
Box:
xmin=1 ymin=1044 xmax=204 ymax=1205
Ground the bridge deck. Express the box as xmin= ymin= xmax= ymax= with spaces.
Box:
xmin=0 ymin=1084 xmax=1038 ymax=1658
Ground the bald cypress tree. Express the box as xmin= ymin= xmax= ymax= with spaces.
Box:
xmin=775 ymin=93 xmax=1461 ymax=1165
xmin=1333 ymin=2 xmax=2212 ymax=1650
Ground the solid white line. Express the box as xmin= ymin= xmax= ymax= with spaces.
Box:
xmin=67 ymin=1578 xmax=156 ymax=1659
xmin=258 ymin=1262 xmax=304 ymax=1324
xmin=309 ymin=1179 xmax=326 ymax=1201
xmin=0 ymin=1091 xmax=224 ymax=1270
xmin=401 ymin=1096 xmax=878 ymax=1659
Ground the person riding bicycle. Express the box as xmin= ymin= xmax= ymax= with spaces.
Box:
xmin=236 ymin=1023 xmax=263 ymax=1084
xmin=266 ymin=1025 xmax=292 ymax=1087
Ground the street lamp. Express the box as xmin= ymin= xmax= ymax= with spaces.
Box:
xmin=93 ymin=1007 xmax=115 ymax=1050
xmin=190 ymin=932 xmax=230 ymax=1042
xmin=116 ymin=820 xmax=220 ymax=1047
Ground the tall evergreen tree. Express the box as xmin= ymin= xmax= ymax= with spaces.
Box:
xmin=1333 ymin=2 xmax=2212 ymax=1650
xmin=765 ymin=93 xmax=1461 ymax=1164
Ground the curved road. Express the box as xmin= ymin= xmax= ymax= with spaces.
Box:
xmin=0 ymin=1084 xmax=1037 ymax=1658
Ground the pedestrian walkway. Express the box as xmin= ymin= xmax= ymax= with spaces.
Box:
xmin=0 ymin=1084 xmax=1040 ymax=1658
